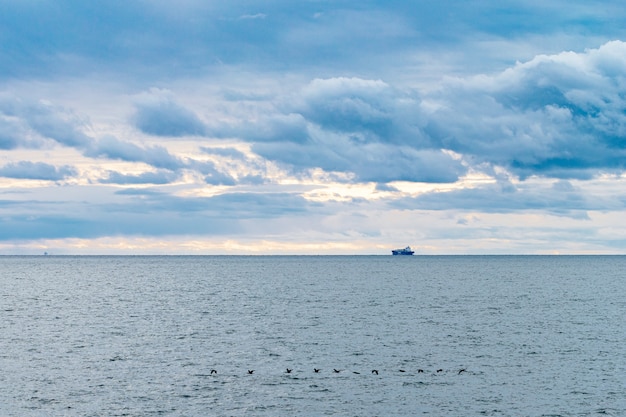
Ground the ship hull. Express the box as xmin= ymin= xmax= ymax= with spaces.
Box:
xmin=391 ymin=246 xmax=414 ymax=255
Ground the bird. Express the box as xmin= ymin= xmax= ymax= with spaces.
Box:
xmin=247 ymin=370 xmax=254 ymax=374
xmin=286 ymin=368 xmax=292 ymax=373
xmin=353 ymin=371 xmax=360 ymax=374
xmin=458 ymin=369 xmax=466 ymax=375
xmin=417 ymin=369 xmax=424 ymax=373
xmin=399 ymin=369 xmax=406 ymax=373
xmin=333 ymin=369 xmax=341 ymax=373
xmin=436 ymin=369 xmax=443 ymax=373
xmin=371 ymin=370 xmax=379 ymax=375
xmin=314 ymin=368 xmax=321 ymax=373
xmin=210 ymin=369 xmax=217 ymax=375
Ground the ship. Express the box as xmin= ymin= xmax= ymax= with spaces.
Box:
xmin=391 ymin=246 xmax=414 ymax=255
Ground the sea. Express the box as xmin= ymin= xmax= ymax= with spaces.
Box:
xmin=0 ymin=255 xmax=624 ymax=417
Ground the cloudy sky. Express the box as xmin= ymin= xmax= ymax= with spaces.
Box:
xmin=2 ymin=0 xmax=626 ymax=254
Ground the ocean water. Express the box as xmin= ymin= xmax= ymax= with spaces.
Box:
xmin=0 ymin=255 xmax=624 ymax=417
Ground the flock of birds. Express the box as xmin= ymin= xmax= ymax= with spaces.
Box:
xmin=208 ymin=368 xmax=467 ymax=376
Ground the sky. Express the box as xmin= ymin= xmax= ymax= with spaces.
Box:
xmin=2 ymin=0 xmax=626 ymax=254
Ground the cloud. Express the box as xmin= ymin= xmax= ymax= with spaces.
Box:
xmin=292 ymin=77 xmax=429 ymax=148
xmin=3 ymin=0 xmax=626 ymax=85
xmin=221 ymin=41 xmax=624 ymax=183
xmin=0 ymin=214 xmax=97 ymax=240
xmin=8 ymin=41 xmax=626 ymax=188
xmin=86 ymin=136 xmax=185 ymax=171
xmin=191 ymin=161 xmax=237 ymax=186
xmin=0 ymin=186 xmax=317 ymax=241
xmin=253 ymin=140 xmax=464 ymax=183
xmin=110 ymin=189 xmax=313 ymax=219
xmin=89 ymin=137 xmax=239 ymax=185
xmin=206 ymin=112 xmax=310 ymax=144
xmin=204 ymin=192 xmax=313 ymax=217
xmin=212 ymin=42 xmax=626 ymax=184
xmin=424 ymin=41 xmax=626 ymax=179
xmin=218 ymin=76 xmax=461 ymax=183
xmin=100 ymin=170 xmax=179 ymax=185
xmin=24 ymin=103 xmax=93 ymax=148
xmin=375 ymin=183 xmax=399 ymax=192
xmin=200 ymin=146 xmax=248 ymax=159
xmin=0 ymin=95 xmax=89 ymax=149
xmin=393 ymin=178 xmax=622 ymax=218
xmin=198 ymin=147 xmax=268 ymax=185
xmin=0 ymin=161 xmax=76 ymax=181
xmin=0 ymin=210 xmax=237 ymax=240
xmin=238 ymin=13 xmax=267 ymax=20
xmin=132 ymin=89 xmax=207 ymax=137
xmin=0 ymin=94 xmax=244 ymax=185
xmin=0 ymin=118 xmax=23 ymax=149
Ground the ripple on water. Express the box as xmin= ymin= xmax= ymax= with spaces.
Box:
xmin=0 ymin=255 xmax=624 ymax=416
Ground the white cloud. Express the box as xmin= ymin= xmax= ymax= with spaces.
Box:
xmin=238 ymin=13 xmax=267 ymax=20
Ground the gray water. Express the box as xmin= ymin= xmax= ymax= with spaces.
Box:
xmin=0 ymin=256 xmax=624 ymax=416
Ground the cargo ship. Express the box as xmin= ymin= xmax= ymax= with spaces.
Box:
xmin=391 ymin=246 xmax=414 ymax=255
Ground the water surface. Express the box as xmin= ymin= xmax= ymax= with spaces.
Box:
xmin=1 ymin=256 xmax=624 ymax=416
